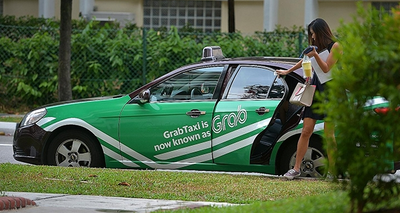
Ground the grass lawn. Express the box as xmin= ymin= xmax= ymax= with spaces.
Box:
xmin=0 ymin=116 xmax=22 ymax=123
xmin=1 ymin=163 xmax=399 ymax=212
xmin=0 ymin=164 xmax=338 ymax=203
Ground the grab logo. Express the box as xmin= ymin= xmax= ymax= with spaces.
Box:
xmin=212 ymin=105 xmax=247 ymax=134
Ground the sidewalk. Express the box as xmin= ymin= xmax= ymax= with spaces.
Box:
xmin=2 ymin=191 xmax=236 ymax=212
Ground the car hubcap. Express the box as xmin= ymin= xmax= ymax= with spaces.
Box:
xmin=69 ymin=152 xmax=78 ymax=163
xmin=55 ymin=139 xmax=91 ymax=167
xmin=289 ymin=147 xmax=325 ymax=178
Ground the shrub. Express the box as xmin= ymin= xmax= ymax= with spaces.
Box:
xmin=323 ymin=3 xmax=400 ymax=213
xmin=0 ymin=15 xmax=307 ymax=110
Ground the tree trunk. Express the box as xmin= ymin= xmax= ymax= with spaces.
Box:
xmin=58 ymin=0 xmax=73 ymax=101
xmin=228 ymin=0 xmax=235 ymax=33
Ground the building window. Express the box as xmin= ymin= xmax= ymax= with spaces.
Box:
xmin=372 ymin=2 xmax=400 ymax=14
xmin=143 ymin=0 xmax=221 ymax=32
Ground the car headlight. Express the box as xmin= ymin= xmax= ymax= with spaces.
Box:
xmin=21 ymin=108 xmax=47 ymax=127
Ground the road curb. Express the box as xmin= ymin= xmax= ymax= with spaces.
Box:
xmin=0 ymin=196 xmax=36 ymax=211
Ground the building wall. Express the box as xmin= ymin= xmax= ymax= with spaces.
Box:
xmin=95 ymin=0 xmax=135 ymax=12
xmin=53 ymin=0 xmax=82 ymax=20
xmin=279 ymin=0 xmax=305 ymax=29
xmin=234 ymin=1 xmax=264 ymax=34
xmin=1 ymin=0 xmax=392 ymax=34
xmin=92 ymin=0 xmax=142 ymax=26
xmin=319 ymin=1 xmax=359 ymax=30
xmin=3 ymin=0 xmax=81 ymax=19
xmin=94 ymin=0 xmax=140 ymax=19
xmin=82 ymin=0 xmax=139 ymax=26
xmin=3 ymin=0 xmax=38 ymax=17
xmin=221 ymin=1 xmax=228 ymax=32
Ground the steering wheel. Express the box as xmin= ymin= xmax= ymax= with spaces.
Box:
xmin=190 ymin=88 xmax=203 ymax=100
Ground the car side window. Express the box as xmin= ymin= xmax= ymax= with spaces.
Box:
xmin=150 ymin=66 xmax=224 ymax=102
xmin=226 ymin=66 xmax=282 ymax=99
xmin=268 ymin=77 xmax=285 ymax=99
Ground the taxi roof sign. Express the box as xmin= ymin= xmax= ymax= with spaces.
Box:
xmin=201 ymin=46 xmax=225 ymax=61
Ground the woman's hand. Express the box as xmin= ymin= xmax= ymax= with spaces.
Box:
xmin=306 ymin=46 xmax=317 ymax=58
xmin=275 ymin=69 xmax=290 ymax=76
xmin=275 ymin=58 xmax=303 ymax=76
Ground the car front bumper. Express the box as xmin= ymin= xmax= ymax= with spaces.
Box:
xmin=13 ymin=123 xmax=50 ymax=165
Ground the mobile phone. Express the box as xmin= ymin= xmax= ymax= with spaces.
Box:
xmin=303 ymin=46 xmax=318 ymax=54
xmin=300 ymin=46 xmax=318 ymax=58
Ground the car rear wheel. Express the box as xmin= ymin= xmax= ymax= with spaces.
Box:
xmin=279 ymin=139 xmax=326 ymax=178
xmin=47 ymin=130 xmax=104 ymax=167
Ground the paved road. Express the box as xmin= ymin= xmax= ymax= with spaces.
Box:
xmin=0 ymin=134 xmax=27 ymax=165
xmin=0 ymin=121 xmax=26 ymax=165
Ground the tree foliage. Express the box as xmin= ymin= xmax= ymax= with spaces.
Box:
xmin=322 ymin=3 xmax=400 ymax=212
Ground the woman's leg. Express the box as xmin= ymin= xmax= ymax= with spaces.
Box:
xmin=293 ymin=117 xmax=317 ymax=172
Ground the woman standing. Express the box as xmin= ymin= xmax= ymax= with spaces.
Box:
xmin=275 ymin=18 xmax=340 ymax=179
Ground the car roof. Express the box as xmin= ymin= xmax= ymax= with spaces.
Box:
xmin=184 ymin=56 xmax=300 ymax=71
xmin=224 ymin=56 xmax=300 ymax=64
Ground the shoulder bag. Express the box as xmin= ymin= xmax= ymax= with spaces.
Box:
xmin=289 ymin=78 xmax=316 ymax=107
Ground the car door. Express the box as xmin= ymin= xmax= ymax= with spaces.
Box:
xmin=212 ymin=65 xmax=282 ymax=165
xmin=118 ymin=66 xmax=225 ymax=169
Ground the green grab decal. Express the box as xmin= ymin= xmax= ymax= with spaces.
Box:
xmin=119 ymin=101 xmax=215 ymax=164
xmin=154 ymin=120 xmax=211 ymax=152
xmin=212 ymin=101 xmax=278 ymax=165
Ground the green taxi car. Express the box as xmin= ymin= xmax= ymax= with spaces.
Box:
xmin=13 ymin=46 xmax=391 ymax=178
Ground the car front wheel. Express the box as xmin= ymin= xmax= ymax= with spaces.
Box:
xmin=47 ymin=130 xmax=104 ymax=167
xmin=280 ymin=139 xmax=326 ymax=178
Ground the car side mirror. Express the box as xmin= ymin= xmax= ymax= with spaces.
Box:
xmin=138 ymin=89 xmax=150 ymax=104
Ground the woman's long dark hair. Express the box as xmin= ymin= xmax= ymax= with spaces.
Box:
xmin=307 ymin=18 xmax=335 ymax=52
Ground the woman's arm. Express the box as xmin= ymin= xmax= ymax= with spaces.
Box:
xmin=275 ymin=59 xmax=303 ymax=76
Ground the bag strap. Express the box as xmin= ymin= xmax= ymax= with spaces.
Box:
xmin=305 ymin=77 xmax=311 ymax=85
xmin=294 ymin=85 xmax=305 ymax=96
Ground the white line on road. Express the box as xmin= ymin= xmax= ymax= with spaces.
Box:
xmin=0 ymin=144 xmax=12 ymax=146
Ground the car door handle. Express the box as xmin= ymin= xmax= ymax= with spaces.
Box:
xmin=186 ymin=109 xmax=206 ymax=118
xmin=255 ymin=107 xmax=270 ymax=115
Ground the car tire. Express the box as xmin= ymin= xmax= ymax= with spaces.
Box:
xmin=279 ymin=138 xmax=326 ymax=178
xmin=47 ymin=130 xmax=105 ymax=167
